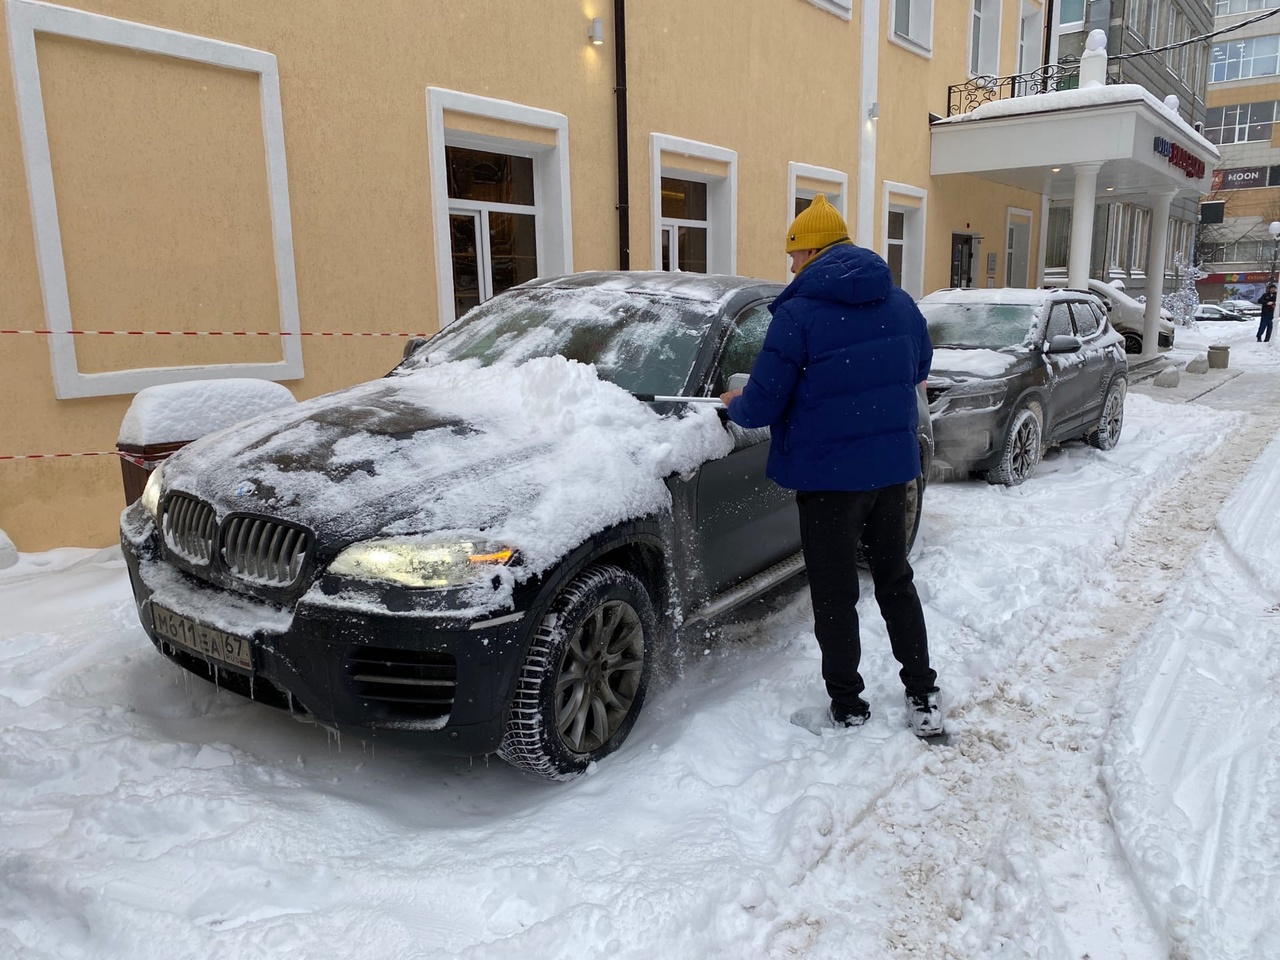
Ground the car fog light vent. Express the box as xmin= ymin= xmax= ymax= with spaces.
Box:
xmin=162 ymin=494 xmax=216 ymax=565
xmin=345 ymin=647 xmax=457 ymax=720
xmin=222 ymin=515 xmax=311 ymax=587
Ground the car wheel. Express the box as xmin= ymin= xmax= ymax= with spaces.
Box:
xmin=499 ymin=563 xmax=654 ymax=780
xmin=1086 ymin=378 xmax=1126 ymax=450
xmin=1122 ymin=332 xmax=1143 ymax=354
xmin=984 ymin=403 xmax=1043 ymax=486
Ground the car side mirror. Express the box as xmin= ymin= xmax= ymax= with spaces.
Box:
xmin=403 ymin=336 xmax=428 ymax=360
xmin=727 ymin=372 xmax=750 ymax=392
xmin=1046 ymin=334 xmax=1083 ymax=354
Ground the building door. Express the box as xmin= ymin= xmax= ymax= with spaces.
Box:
xmin=951 ymin=234 xmax=975 ymax=288
xmin=1007 ymin=218 xmax=1031 ymax=287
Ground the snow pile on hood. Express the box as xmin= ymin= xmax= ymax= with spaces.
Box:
xmin=118 ymin=379 xmax=297 ymax=447
xmin=159 ymin=356 xmax=733 ymax=580
xmin=930 ymin=347 xmax=1017 ymax=378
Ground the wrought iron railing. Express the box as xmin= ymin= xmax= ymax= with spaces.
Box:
xmin=946 ymin=62 xmax=1123 ymax=117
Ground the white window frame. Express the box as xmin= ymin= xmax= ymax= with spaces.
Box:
xmin=1005 ymin=206 xmax=1035 ymax=288
xmin=1059 ymin=0 xmax=1086 ymax=32
xmin=787 ymin=162 xmax=849 ymax=280
xmin=650 ymin=134 xmax=737 ymax=275
xmin=427 ymin=88 xmax=572 ymax=327
xmin=890 ymin=0 xmax=934 ymax=56
xmin=7 ymin=0 xmax=302 ymax=399
xmin=882 ymin=181 xmax=928 ymax=299
xmin=969 ymin=0 xmax=1002 ymax=77
xmin=802 ymin=0 xmax=853 ymax=21
xmin=1018 ymin=4 xmax=1043 ymax=75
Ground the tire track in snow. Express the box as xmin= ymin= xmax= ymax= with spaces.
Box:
xmin=876 ymin=383 xmax=1280 ymax=959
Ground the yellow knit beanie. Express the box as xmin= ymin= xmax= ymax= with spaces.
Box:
xmin=786 ymin=194 xmax=849 ymax=253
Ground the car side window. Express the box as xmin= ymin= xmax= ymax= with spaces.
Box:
xmin=714 ymin=303 xmax=773 ymax=394
xmin=1070 ymin=302 xmax=1099 ymax=338
xmin=1045 ymin=302 xmax=1073 ymax=340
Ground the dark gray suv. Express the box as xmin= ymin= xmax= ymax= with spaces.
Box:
xmin=120 ymin=272 xmax=933 ymax=780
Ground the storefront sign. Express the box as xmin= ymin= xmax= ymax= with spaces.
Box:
xmin=1199 ymin=271 xmax=1271 ymax=283
xmin=1153 ymin=136 xmax=1206 ymax=179
xmin=1212 ymin=166 xmax=1267 ymax=190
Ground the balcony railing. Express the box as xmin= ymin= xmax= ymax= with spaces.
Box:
xmin=946 ymin=62 xmax=1122 ymax=117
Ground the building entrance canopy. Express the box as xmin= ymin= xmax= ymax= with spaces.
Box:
xmin=930 ymin=86 xmax=1217 ymax=202
xmin=927 ymin=32 xmax=1219 ymax=358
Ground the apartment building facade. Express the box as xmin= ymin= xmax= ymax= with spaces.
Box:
xmin=2 ymin=0 xmax=1215 ymax=550
xmin=1197 ymin=0 xmax=1280 ymax=302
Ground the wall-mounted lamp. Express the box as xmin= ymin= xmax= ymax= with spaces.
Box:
xmin=1051 ymin=166 xmax=1061 ymax=173
xmin=589 ymin=17 xmax=604 ymax=45
xmin=867 ymin=101 xmax=880 ymax=121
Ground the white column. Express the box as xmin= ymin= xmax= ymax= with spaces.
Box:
xmin=856 ymin=0 xmax=880 ymax=248
xmin=1067 ymin=162 xmax=1103 ymax=290
xmin=1142 ymin=190 xmax=1177 ymax=360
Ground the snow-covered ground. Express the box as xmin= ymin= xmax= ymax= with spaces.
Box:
xmin=2 ymin=321 xmax=1278 ymax=960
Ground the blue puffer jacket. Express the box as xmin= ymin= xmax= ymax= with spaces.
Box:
xmin=726 ymin=242 xmax=932 ymax=492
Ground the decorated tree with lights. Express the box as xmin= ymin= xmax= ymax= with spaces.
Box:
xmin=1162 ymin=252 xmax=1201 ymax=326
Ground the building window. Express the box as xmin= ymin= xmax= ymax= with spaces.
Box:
xmin=650 ymin=134 xmax=737 ymax=275
xmin=659 ymin=177 xmax=709 ymax=273
xmin=427 ymin=88 xmax=572 ymax=327
xmin=1215 ymin=0 xmax=1280 ymax=14
xmin=803 ymin=0 xmax=853 ymax=20
xmin=1203 ymin=101 xmax=1280 ymax=144
xmin=892 ymin=0 xmax=933 ymax=51
xmin=970 ymin=0 xmax=1000 ymax=76
xmin=1046 ymin=206 xmax=1071 ymax=270
xmin=1018 ymin=6 xmax=1043 ymax=74
xmin=1210 ymin=35 xmax=1280 ymax=82
xmin=1059 ymin=0 xmax=1085 ymax=26
xmin=883 ymin=181 xmax=927 ymax=297
xmin=445 ymin=147 xmax=540 ymax=316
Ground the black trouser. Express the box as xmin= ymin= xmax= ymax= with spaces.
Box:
xmin=796 ymin=485 xmax=937 ymax=707
xmin=1258 ymin=313 xmax=1273 ymax=342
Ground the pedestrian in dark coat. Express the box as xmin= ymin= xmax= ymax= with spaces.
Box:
xmin=1257 ymin=283 xmax=1276 ymax=342
xmin=719 ymin=195 xmax=943 ymax=737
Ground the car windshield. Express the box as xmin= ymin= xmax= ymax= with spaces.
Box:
xmin=919 ymin=300 xmax=1039 ymax=349
xmin=403 ymin=286 xmax=717 ymax=396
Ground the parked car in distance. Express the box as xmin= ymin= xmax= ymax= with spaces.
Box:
xmin=120 ymin=272 xmax=933 ymax=781
xmin=1219 ymin=298 xmax=1261 ymax=317
xmin=1195 ymin=303 xmax=1248 ymax=322
xmin=1044 ymin=278 xmax=1174 ymax=354
xmin=920 ymin=288 xmax=1128 ymax=485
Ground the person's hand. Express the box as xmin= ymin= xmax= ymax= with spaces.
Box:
xmin=719 ymin=388 xmax=743 ymax=405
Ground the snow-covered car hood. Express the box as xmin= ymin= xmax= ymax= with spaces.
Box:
xmin=158 ymin=356 xmax=733 ymax=577
xmin=928 ymin=347 xmax=1020 ymax=382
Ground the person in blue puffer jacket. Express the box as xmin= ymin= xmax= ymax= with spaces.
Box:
xmin=719 ymin=194 xmax=944 ymax=738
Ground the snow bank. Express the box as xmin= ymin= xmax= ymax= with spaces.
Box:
xmin=0 ymin=529 xmax=16 ymax=570
xmin=117 ymin=379 xmax=297 ymax=446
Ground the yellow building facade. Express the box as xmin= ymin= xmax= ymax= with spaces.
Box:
xmin=3 ymin=0 xmax=1047 ymax=551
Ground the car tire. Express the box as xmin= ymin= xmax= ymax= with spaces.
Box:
xmin=1086 ymin=378 xmax=1126 ymax=451
xmin=983 ymin=403 xmax=1043 ymax=486
xmin=1122 ymin=332 xmax=1143 ymax=355
xmin=499 ymin=563 xmax=654 ymax=780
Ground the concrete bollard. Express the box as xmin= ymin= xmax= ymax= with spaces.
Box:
xmin=1185 ymin=354 xmax=1210 ymax=375
xmin=1207 ymin=344 xmax=1230 ymax=369
xmin=1154 ymin=366 xmax=1181 ymax=388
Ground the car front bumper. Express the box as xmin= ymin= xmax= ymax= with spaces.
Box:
xmin=121 ymin=515 xmax=536 ymax=757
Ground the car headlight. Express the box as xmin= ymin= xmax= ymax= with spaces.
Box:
xmin=932 ymin=379 xmax=1008 ymax=413
xmin=327 ymin=538 xmax=517 ymax=589
xmin=140 ymin=462 xmax=165 ymax=517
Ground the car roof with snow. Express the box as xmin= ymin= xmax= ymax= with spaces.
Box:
xmin=919 ymin=287 xmax=1096 ymax=307
xmin=520 ymin=270 xmax=780 ymax=306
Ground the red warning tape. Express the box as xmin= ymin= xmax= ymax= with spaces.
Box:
xmin=0 ymin=451 xmax=149 ymax=467
xmin=0 ymin=329 xmax=427 ymax=337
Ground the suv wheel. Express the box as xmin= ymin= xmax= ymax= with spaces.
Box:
xmin=1122 ymin=332 xmax=1143 ymax=355
xmin=984 ymin=403 xmax=1043 ymax=486
xmin=1086 ymin=378 xmax=1126 ymax=450
xmin=499 ymin=564 xmax=654 ymax=780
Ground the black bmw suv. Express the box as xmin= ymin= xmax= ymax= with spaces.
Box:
xmin=121 ymin=272 xmax=933 ymax=780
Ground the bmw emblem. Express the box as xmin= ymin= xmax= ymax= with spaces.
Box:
xmin=234 ymin=480 xmax=257 ymax=498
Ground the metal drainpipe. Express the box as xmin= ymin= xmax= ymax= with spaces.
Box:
xmin=1041 ymin=0 xmax=1056 ymax=92
xmin=613 ymin=0 xmax=630 ymax=270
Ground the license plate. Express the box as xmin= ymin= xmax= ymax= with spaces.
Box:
xmin=152 ymin=604 xmax=253 ymax=672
